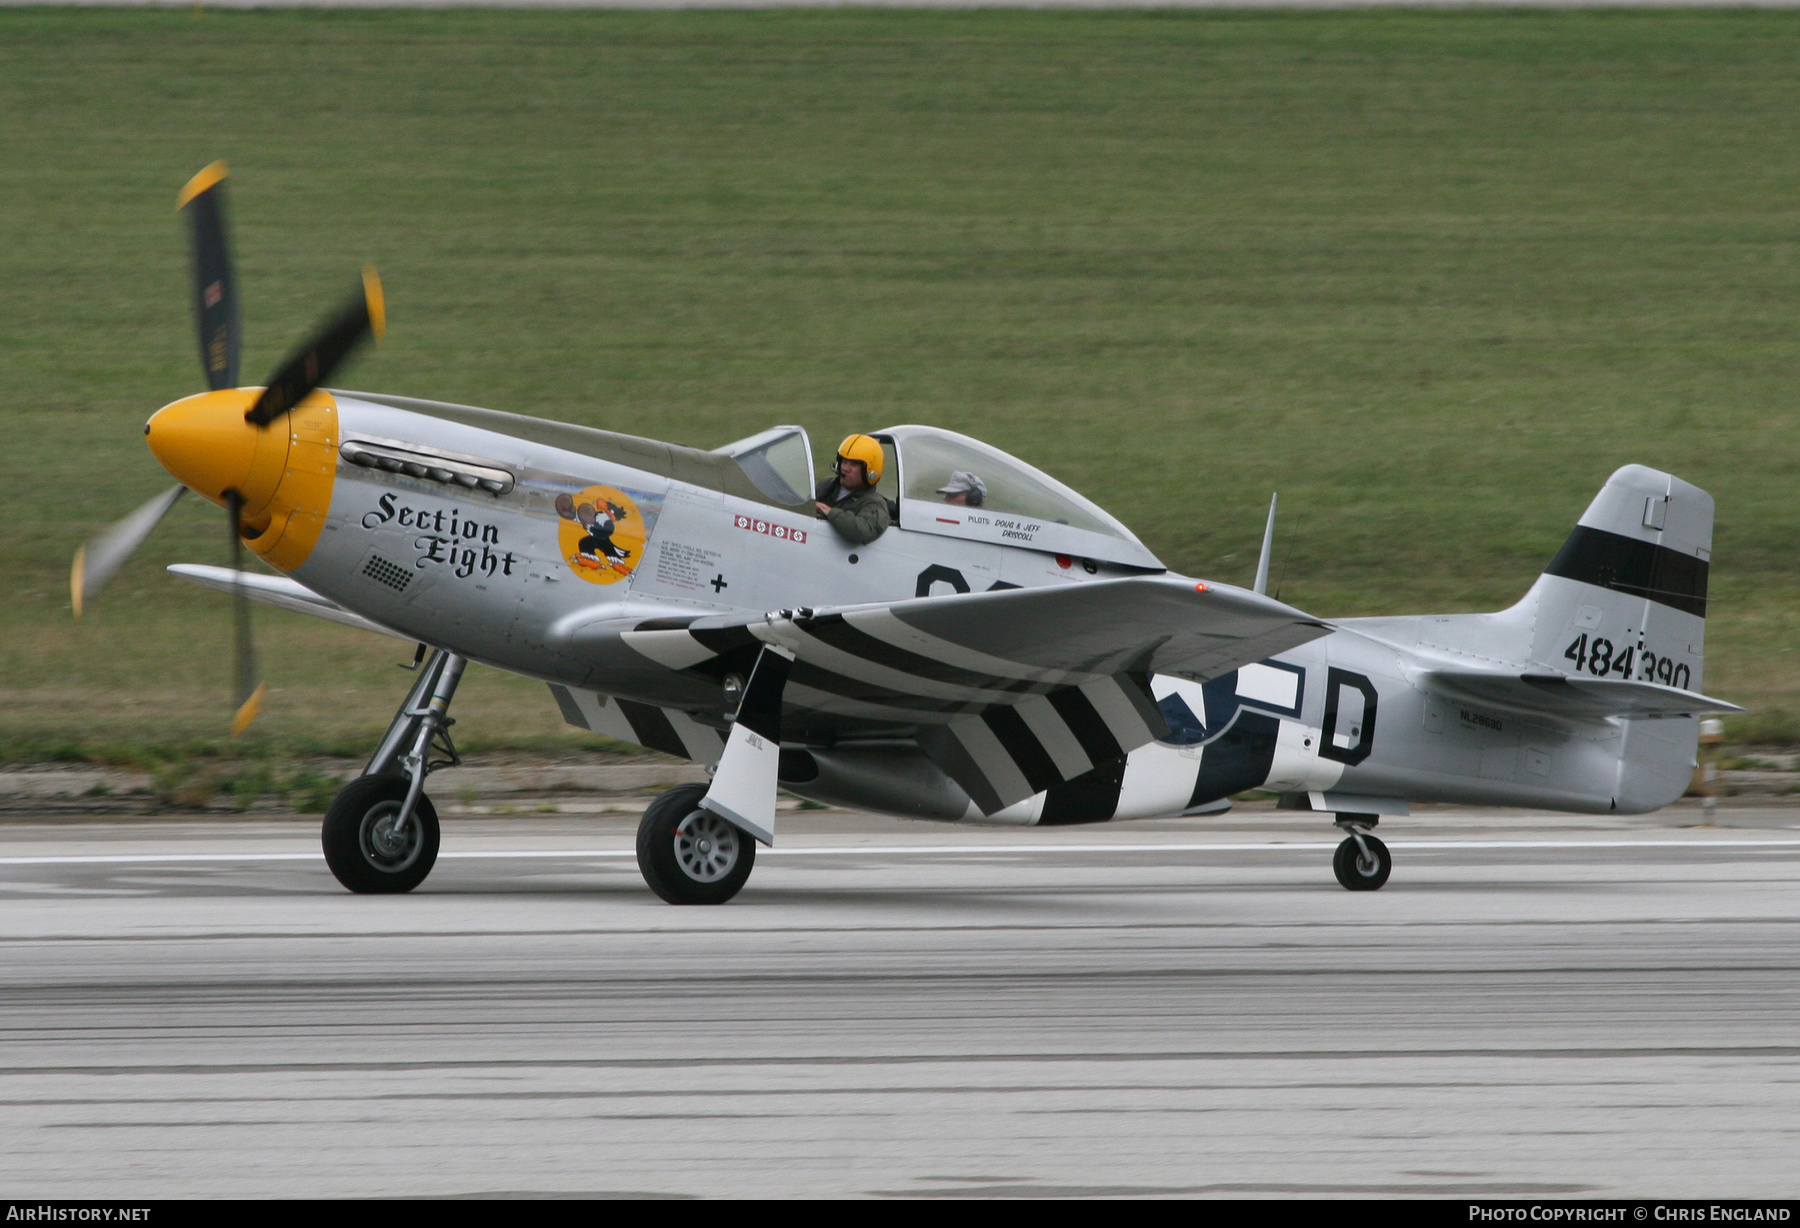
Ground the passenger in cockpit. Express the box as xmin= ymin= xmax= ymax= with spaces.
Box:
xmin=937 ymin=471 xmax=987 ymax=508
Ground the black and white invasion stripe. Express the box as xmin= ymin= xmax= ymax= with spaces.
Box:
xmin=915 ymin=675 xmax=1166 ymax=814
xmin=617 ymin=607 xmax=1168 ymax=813
xmin=605 ymin=578 xmax=1325 ymax=812
xmin=547 ymin=683 xmax=726 ymax=763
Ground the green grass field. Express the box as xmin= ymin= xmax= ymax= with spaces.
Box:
xmin=4 ymin=6 xmax=1800 ymax=762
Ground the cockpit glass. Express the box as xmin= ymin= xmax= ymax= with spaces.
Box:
xmin=897 ymin=431 xmax=1123 ymax=538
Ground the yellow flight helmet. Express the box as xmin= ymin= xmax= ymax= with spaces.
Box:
xmin=835 ymin=433 xmax=884 ymax=485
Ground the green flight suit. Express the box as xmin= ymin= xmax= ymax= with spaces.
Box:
xmin=816 ymin=476 xmax=892 ymax=545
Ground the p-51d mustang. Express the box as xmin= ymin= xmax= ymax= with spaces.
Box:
xmin=74 ymin=165 xmax=1741 ymax=903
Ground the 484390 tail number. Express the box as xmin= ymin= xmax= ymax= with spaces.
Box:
xmin=1564 ymin=633 xmax=1690 ymax=690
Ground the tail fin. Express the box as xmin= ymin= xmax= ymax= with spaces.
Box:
xmin=1516 ymin=465 xmax=1714 ymax=811
xmin=1390 ymin=466 xmax=1718 ymax=813
xmin=1521 ymin=464 xmax=1712 ymax=689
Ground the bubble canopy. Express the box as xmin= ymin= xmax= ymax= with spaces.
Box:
xmin=876 ymin=425 xmax=1164 ymax=570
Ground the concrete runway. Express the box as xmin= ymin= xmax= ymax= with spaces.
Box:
xmin=2 ymin=805 xmax=1798 ymax=1198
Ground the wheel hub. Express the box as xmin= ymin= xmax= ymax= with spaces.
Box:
xmin=674 ymin=810 xmax=740 ymax=883
xmin=360 ymin=801 xmax=422 ymax=871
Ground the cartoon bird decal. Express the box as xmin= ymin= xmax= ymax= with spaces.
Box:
xmin=556 ymin=492 xmax=633 ymax=573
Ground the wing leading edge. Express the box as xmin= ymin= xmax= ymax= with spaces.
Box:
xmin=168 ymin=564 xmax=408 ymax=641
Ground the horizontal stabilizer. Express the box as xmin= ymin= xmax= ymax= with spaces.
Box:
xmin=1425 ymin=669 xmax=1740 ymax=720
xmin=168 ymin=565 xmax=409 ymax=641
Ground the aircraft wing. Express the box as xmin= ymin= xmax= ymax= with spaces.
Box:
xmin=621 ymin=575 xmax=1329 ymax=813
xmin=168 ymin=565 xmax=411 ymax=642
xmin=1423 ymin=669 xmax=1742 ymax=720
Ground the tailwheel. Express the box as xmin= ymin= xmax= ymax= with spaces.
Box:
xmin=636 ymin=782 xmax=755 ymax=905
xmin=322 ymin=774 xmax=441 ymax=894
xmin=1333 ymin=831 xmax=1391 ymax=891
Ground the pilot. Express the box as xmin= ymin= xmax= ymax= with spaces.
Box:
xmin=937 ymin=471 xmax=986 ymax=507
xmin=814 ymin=434 xmax=891 ymax=545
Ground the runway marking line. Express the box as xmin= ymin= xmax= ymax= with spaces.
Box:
xmin=3 ymin=838 xmax=1800 ymax=867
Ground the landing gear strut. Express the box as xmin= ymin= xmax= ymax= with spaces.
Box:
xmin=1332 ymin=815 xmax=1391 ymax=891
xmin=322 ymin=648 xmax=464 ymax=894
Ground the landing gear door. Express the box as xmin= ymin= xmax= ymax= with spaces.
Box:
xmin=712 ymin=426 xmax=815 ymax=506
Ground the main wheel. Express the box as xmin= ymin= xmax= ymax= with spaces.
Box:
xmin=322 ymin=774 xmax=440 ymax=894
xmin=1333 ymin=832 xmax=1391 ymax=891
xmin=636 ymin=782 xmax=755 ymax=905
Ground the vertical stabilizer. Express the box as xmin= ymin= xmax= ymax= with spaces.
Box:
xmin=1517 ymin=465 xmax=1713 ymax=810
xmin=1523 ymin=464 xmax=1711 ymax=690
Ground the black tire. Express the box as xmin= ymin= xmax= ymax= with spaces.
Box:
xmin=1333 ymin=832 xmax=1391 ymax=891
xmin=322 ymin=774 xmax=440 ymax=894
xmin=636 ymin=782 xmax=755 ymax=905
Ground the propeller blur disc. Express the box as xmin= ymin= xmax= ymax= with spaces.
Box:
xmin=77 ymin=164 xmax=387 ymax=733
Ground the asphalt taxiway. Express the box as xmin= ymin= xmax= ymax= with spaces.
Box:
xmin=1 ymin=805 xmax=1797 ymax=1198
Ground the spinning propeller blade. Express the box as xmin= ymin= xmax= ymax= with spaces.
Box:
xmin=245 ymin=266 xmax=384 ymax=427
xmin=178 ymin=161 xmax=240 ymax=392
xmin=70 ymin=485 xmax=188 ymax=617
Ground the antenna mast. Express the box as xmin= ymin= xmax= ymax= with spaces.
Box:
xmin=1253 ymin=493 xmax=1278 ymax=596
